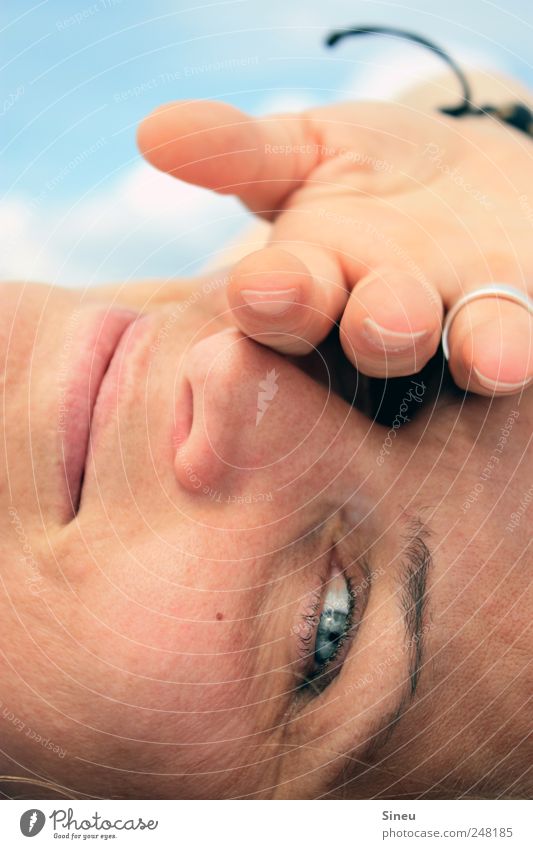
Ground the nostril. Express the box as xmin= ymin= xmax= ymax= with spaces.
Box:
xmin=173 ymin=377 xmax=193 ymax=452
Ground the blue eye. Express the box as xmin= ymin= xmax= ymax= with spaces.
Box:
xmin=295 ymin=564 xmax=355 ymax=693
xmin=314 ymin=572 xmax=352 ymax=666
xmin=314 ymin=568 xmax=352 ymax=667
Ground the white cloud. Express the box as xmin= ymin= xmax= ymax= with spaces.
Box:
xmin=0 ymin=163 xmax=248 ymax=288
xmin=342 ymin=42 xmax=511 ymax=101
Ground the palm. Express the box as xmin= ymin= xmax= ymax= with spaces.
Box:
xmin=274 ymin=102 xmax=530 ymax=303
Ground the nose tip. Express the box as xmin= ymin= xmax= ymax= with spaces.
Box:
xmin=172 ymin=328 xmax=350 ymax=500
xmin=173 ymin=329 xmax=263 ymax=494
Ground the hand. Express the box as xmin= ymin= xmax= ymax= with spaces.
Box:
xmin=137 ymin=98 xmax=533 ymax=395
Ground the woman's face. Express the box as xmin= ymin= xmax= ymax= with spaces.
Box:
xmin=1 ymin=280 xmax=530 ymax=799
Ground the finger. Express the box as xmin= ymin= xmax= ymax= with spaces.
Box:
xmin=227 ymin=245 xmax=347 ymax=355
xmin=338 ymin=267 xmax=443 ymax=377
xmin=447 ymin=298 xmax=533 ymax=395
xmin=137 ymin=100 xmax=319 ymax=216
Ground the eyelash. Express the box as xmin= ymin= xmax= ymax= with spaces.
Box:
xmin=295 ymin=561 xmax=356 ymax=695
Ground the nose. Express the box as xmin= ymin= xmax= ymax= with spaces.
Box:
xmin=173 ymin=329 xmax=358 ymax=498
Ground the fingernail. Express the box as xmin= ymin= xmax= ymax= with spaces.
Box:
xmin=473 ymin=368 xmax=533 ymax=393
xmin=362 ymin=317 xmax=429 ymax=352
xmin=240 ymin=288 xmax=297 ymax=316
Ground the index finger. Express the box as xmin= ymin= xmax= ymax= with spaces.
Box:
xmin=137 ymin=99 xmax=321 ymax=217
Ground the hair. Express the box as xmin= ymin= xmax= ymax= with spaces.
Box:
xmin=0 ymin=774 xmax=85 ymax=800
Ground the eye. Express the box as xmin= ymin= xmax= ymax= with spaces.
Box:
xmin=296 ymin=561 xmax=356 ymax=693
xmin=314 ymin=566 xmax=352 ymax=666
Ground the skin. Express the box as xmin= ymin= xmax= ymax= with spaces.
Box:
xmin=0 ymin=276 xmax=531 ymax=800
xmin=137 ymin=77 xmax=533 ymax=396
xmin=0 ymin=72 xmax=531 ymax=800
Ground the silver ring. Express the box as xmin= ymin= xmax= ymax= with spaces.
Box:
xmin=442 ymin=284 xmax=533 ymax=360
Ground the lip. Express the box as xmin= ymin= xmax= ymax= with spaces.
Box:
xmin=60 ymin=307 xmax=139 ymax=517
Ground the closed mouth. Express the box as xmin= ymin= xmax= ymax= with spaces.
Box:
xmin=61 ymin=309 xmax=138 ymax=518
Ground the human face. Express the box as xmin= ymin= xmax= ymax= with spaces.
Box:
xmin=0 ymin=280 xmax=530 ymax=799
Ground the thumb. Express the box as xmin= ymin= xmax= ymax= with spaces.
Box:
xmin=136 ymin=99 xmax=318 ymax=217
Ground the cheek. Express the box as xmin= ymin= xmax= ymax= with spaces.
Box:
xmin=77 ymin=564 xmax=256 ymax=697
xmin=67 ymin=587 xmax=260 ymax=748
xmin=62 ymin=534 xmax=287 ymax=741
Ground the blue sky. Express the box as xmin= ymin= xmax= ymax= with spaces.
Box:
xmin=1 ymin=0 xmax=532 ymax=287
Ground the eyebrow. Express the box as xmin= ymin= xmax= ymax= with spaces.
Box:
xmin=361 ymin=516 xmax=434 ymax=759
xmin=399 ymin=518 xmax=432 ymax=696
